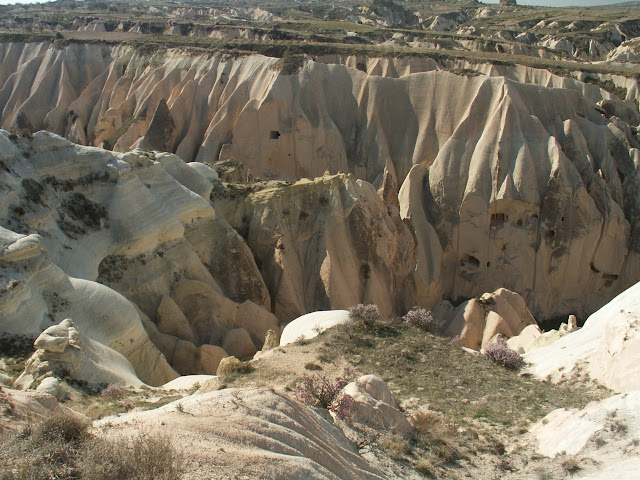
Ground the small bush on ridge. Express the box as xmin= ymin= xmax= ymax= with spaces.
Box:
xmin=294 ymin=369 xmax=354 ymax=420
xmin=483 ymin=341 xmax=525 ymax=370
xmin=348 ymin=304 xmax=380 ymax=328
xmin=100 ymin=383 xmax=126 ymax=398
xmin=403 ymin=307 xmax=445 ymax=334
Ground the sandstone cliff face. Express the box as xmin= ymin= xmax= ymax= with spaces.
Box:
xmin=1 ymin=42 xmax=640 ymax=321
xmin=217 ymin=174 xmax=417 ymax=321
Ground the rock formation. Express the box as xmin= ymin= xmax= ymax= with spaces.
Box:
xmin=94 ymin=387 xmax=388 ymax=480
xmin=342 ymin=375 xmax=414 ymax=438
xmin=16 ymin=319 xmax=145 ymax=389
xmin=1 ymin=41 xmax=640 ymax=367
xmin=526 ymin=280 xmax=640 ymax=393
xmin=0 ymin=131 xmax=416 ymax=380
xmin=0 ymin=224 xmax=176 ymax=386
xmin=280 ymin=310 xmax=350 ymax=346
xmin=527 ymin=391 xmax=640 ymax=478
xmin=217 ymin=174 xmax=417 ymax=321
xmin=443 ymin=288 xmax=538 ymax=351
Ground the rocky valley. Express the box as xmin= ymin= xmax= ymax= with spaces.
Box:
xmin=0 ymin=0 xmax=640 ymax=479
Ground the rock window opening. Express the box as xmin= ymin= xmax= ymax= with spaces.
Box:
xmin=460 ymin=254 xmax=480 ymax=269
xmin=490 ymin=213 xmax=506 ymax=228
xmin=270 ymin=130 xmax=280 ymax=140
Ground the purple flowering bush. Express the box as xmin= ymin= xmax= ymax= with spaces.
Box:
xmin=402 ymin=307 xmax=445 ymax=334
xmin=100 ymin=383 xmax=126 ymax=398
xmin=294 ymin=370 xmax=355 ymax=420
xmin=348 ymin=304 xmax=380 ymax=328
xmin=483 ymin=341 xmax=525 ymax=370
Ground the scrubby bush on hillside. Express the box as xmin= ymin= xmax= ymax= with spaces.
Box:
xmin=294 ymin=370 xmax=354 ymax=420
xmin=483 ymin=341 xmax=525 ymax=370
xmin=348 ymin=304 xmax=380 ymax=328
xmin=402 ymin=307 xmax=445 ymax=334
xmin=0 ymin=413 xmax=182 ymax=480
xmin=100 ymin=383 xmax=126 ymax=398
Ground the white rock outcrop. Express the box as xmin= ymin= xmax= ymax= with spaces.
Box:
xmin=526 ymin=281 xmax=640 ymax=393
xmin=280 ymin=310 xmax=350 ymax=346
xmin=95 ymin=388 xmax=388 ymax=480
xmin=17 ymin=319 xmax=144 ymax=389
xmin=527 ymin=392 xmax=640 ymax=479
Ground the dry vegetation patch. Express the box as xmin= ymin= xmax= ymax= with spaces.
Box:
xmin=0 ymin=413 xmax=182 ymax=480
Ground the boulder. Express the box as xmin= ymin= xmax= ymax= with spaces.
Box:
xmin=217 ymin=356 xmax=245 ymax=376
xmin=36 ymin=377 xmax=64 ymax=401
xmin=262 ymin=329 xmax=279 ymax=351
xmin=506 ymin=324 xmax=542 ymax=353
xmin=342 ymin=375 xmax=414 ymax=438
xmin=280 ymin=310 xmax=350 ymax=346
xmin=446 ymin=288 xmax=538 ymax=351
xmin=222 ymin=328 xmax=257 ymax=360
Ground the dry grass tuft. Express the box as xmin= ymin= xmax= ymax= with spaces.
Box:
xmin=0 ymin=413 xmax=182 ymax=480
xmin=561 ymin=455 xmax=582 ymax=475
xmin=78 ymin=432 xmax=181 ymax=480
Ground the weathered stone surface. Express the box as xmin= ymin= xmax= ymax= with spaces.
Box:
xmin=18 ymin=319 xmax=145 ymax=388
xmin=198 ymin=344 xmax=228 ymax=375
xmin=138 ymin=99 xmax=177 ymax=153
xmin=506 ymin=324 xmax=542 ymax=353
xmin=526 ymin=391 xmax=640 ymax=478
xmin=35 ymin=377 xmax=64 ymax=401
xmin=156 ymin=295 xmax=195 ymax=342
xmin=95 ymin=388 xmax=387 ymax=480
xmin=342 ymin=375 xmax=414 ymax=438
xmin=0 ymin=387 xmax=88 ymax=434
xmin=526 ymin=280 xmax=640 ymax=393
xmin=446 ymin=288 xmax=538 ymax=351
xmin=222 ymin=328 xmax=257 ymax=360
xmin=220 ymin=174 xmax=417 ymax=321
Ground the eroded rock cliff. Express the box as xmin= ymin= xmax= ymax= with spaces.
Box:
xmin=1 ymin=41 xmax=640 ymax=322
xmin=0 ymin=130 xmax=415 ymax=377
